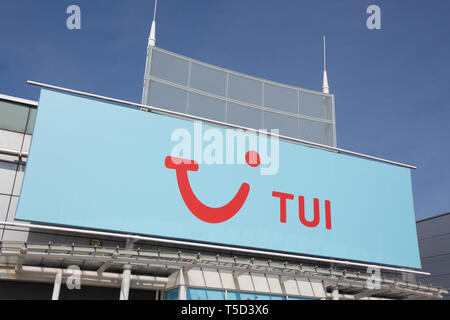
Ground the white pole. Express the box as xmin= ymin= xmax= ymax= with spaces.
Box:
xmin=148 ymin=0 xmax=158 ymax=47
xmin=322 ymin=35 xmax=330 ymax=94
xmin=119 ymin=265 xmax=132 ymax=300
xmin=51 ymin=269 xmax=63 ymax=300
xmin=331 ymin=288 xmax=339 ymax=300
xmin=177 ymin=269 xmax=187 ymax=300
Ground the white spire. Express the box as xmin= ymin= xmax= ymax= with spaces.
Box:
xmin=322 ymin=35 xmax=330 ymax=94
xmin=148 ymin=0 xmax=158 ymax=47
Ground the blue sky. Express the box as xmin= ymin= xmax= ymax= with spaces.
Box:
xmin=0 ymin=0 xmax=449 ymax=220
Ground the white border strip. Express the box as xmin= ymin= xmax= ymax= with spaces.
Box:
xmin=0 ymin=93 xmax=38 ymax=106
xmin=27 ymin=80 xmax=416 ymax=170
xmin=0 ymin=221 xmax=430 ymax=276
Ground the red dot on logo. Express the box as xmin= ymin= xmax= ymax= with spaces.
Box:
xmin=245 ymin=151 xmax=261 ymax=167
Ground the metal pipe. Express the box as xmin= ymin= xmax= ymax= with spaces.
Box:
xmin=11 ymin=265 xmax=167 ymax=284
xmin=0 ymin=221 xmax=430 ymax=276
xmin=0 ymin=148 xmax=28 ymax=158
xmin=26 ymin=80 xmax=416 ymax=170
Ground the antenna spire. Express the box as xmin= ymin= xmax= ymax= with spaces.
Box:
xmin=148 ymin=0 xmax=158 ymax=47
xmin=322 ymin=35 xmax=330 ymax=94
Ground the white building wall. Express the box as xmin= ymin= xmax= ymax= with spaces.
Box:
xmin=0 ymin=128 xmax=32 ymax=242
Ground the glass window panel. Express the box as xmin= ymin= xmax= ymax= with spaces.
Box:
xmin=188 ymin=93 xmax=226 ymax=122
xmin=12 ymin=164 xmax=24 ymax=196
xmin=228 ymin=74 xmax=262 ymax=106
xmin=299 ymin=92 xmax=333 ymax=120
xmin=148 ymin=81 xmax=187 ymax=114
xmin=163 ymin=288 xmax=179 ymax=300
xmin=0 ymin=100 xmax=29 ymax=133
xmin=299 ymin=118 xmax=334 ymax=146
xmin=0 ymin=129 xmax=23 ymax=150
xmin=264 ymin=83 xmax=298 ymax=114
xmin=190 ymin=63 xmax=226 ymax=97
xmin=25 ymin=108 xmax=37 ymax=134
xmin=227 ymin=291 xmax=285 ymax=300
xmin=0 ymin=194 xmax=10 ymax=222
xmin=186 ymin=288 xmax=225 ymax=300
xmin=264 ymin=111 xmax=299 ymax=139
xmin=227 ymin=103 xmax=263 ymax=130
xmin=0 ymin=161 xmax=16 ymax=195
xmin=150 ymin=49 xmax=189 ymax=86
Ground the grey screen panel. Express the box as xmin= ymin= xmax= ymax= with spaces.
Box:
xmin=300 ymin=92 xmax=333 ymax=120
xmin=228 ymin=74 xmax=262 ymax=106
xmin=148 ymin=80 xmax=187 ymax=114
xmin=264 ymin=111 xmax=299 ymax=139
xmin=150 ymin=49 xmax=189 ymax=86
xmin=227 ymin=102 xmax=263 ymax=129
xmin=188 ymin=93 xmax=226 ymax=122
xmin=264 ymin=83 xmax=298 ymax=114
xmin=144 ymin=47 xmax=336 ymax=147
xmin=190 ymin=62 xmax=227 ymax=97
xmin=300 ymin=118 xmax=334 ymax=146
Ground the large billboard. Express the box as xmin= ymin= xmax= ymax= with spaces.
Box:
xmin=16 ymin=89 xmax=421 ymax=268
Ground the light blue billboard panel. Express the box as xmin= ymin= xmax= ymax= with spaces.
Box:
xmin=16 ymin=89 xmax=421 ymax=268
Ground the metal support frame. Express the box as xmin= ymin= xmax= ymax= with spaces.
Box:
xmin=5 ymin=265 xmax=168 ymax=292
xmin=0 ymin=242 xmax=446 ymax=300
xmin=97 ymin=253 xmax=118 ymax=275
xmin=354 ymin=288 xmax=391 ymax=300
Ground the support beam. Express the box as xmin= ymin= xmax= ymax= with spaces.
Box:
xmin=119 ymin=265 xmax=132 ymax=300
xmin=233 ymin=270 xmax=249 ymax=279
xmin=51 ymin=269 xmax=63 ymax=300
xmin=354 ymin=288 xmax=390 ymax=300
xmin=14 ymin=248 xmax=28 ymax=273
xmin=2 ymin=265 xmax=167 ymax=287
xmin=15 ymin=254 xmax=25 ymax=273
xmin=97 ymin=253 xmax=118 ymax=275
xmin=279 ymin=274 xmax=296 ymax=282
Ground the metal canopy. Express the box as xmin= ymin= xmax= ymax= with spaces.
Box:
xmin=0 ymin=241 xmax=446 ymax=300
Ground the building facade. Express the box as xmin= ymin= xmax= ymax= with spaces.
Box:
xmin=416 ymin=213 xmax=450 ymax=300
xmin=0 ymin=46 xmax=447 ymax=300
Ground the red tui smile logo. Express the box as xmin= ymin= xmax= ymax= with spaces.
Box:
xmin=165 ymin=151 xmax=260 ymax=224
